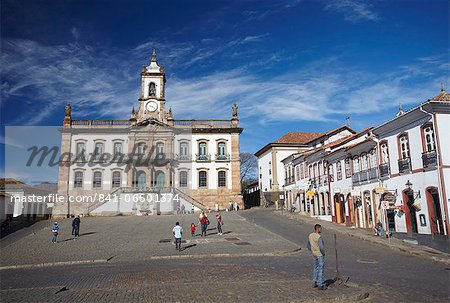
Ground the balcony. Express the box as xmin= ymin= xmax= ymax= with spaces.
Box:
xmin=352 ymin=168 xmax=378 ymax=185
xmin=215 ymin=153 xmax=230 ymax=162
xmin=379 ymin=163 xmax=390 ymax=179
xmin=284 ymin=177 xmax=295 ymax=185
xmin=175 ymin=154 xmax=191 ymax=162
xmin=422 ymin=151 xmax=437 ymax=168
xmin=196 ymin=154 xmax=211 ymax=162
xmin=398 ymin=158 xmax=411 ymax=174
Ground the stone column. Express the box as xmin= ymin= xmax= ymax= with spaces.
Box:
xmin=54 ymin=130 xmax=72 ymax=218
xmin=231 ymin=133 xmax=243 ymax=207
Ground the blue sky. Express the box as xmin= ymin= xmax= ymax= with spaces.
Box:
xmin=1 ymin=0 xmax=449 ymax=178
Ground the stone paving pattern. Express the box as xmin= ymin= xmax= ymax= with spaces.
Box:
xmin=1 ymin=209 xmax=448 ymax=302
xmin=1 ymin=212 xmax=297 ymax=266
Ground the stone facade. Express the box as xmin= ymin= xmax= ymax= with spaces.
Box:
xmin=54 ymin=51 xmax=243 ymax=217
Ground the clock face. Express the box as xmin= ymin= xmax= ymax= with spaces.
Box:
xmin=146 ymin=101 xmax=158 ymax=112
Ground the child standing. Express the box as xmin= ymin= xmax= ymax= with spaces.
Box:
xmin=190 ymin=223 xmax=197 ymax=236
xmin=216 ymin=212 xmax=223 ymax=235
xmin=51 ymin=221 xmax=60 ymax=243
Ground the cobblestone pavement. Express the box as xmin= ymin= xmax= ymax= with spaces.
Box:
xmin=1 ymin=212 xmax=297 ymax=267
xmin=1 ymin=257 xmax=369 ymax=303
xmin=239 ymin=209 xmax=450 ymax=303
xmin=1 ymin=209 xmax=448 ymax=302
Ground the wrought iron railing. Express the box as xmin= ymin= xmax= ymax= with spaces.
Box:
xmin=422 ymin=151 xmax=437 ymax=168
xmin=196 ymin=154 xmax=211 ymax=161
xmin=215 ymin=153 xmax=230 ymax=161
xmin=398 ymin=158 xmax=411 ymax=174
xmin=379 ymin=163 xmax=390 ymax=178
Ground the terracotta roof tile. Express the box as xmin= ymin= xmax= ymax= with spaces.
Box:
xmin=430 ymin=91 xmax=450 ymax=102
xmin=275 ymin=132 xmax=324 ymax=144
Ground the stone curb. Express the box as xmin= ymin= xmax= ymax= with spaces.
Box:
xmin=276 ymin=211 xmax=450 ymax=266
xmin=148 ymin=248 xmax=302 ymax=260
xmin=0 ymin=249 xmax=303 ymax=270
xmin=0 ymin=259 xmax=109 ymax=270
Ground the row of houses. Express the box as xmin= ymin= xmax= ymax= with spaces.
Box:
xmin=255 ymin=87 xmax=450 ymax=237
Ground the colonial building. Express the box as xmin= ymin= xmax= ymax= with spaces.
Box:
xmin=255 ymin=126 xmax=354 ymax=206
xmin=271 ymin=86 xmax=450 ymax=237
xmin=54 ymin=51 xmax=243 ymax=217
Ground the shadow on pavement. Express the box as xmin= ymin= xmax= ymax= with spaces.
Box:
xmin=181 ymin=244 xmax=197 ymax=251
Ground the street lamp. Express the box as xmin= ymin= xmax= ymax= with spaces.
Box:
xmin=405 ymin=180 xmax=421 ymax=199
xmin=405 ymin=180 xmax=412 ymax=190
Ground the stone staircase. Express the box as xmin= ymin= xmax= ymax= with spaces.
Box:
xmin=87 ymin=186 xmax=207 ymax=215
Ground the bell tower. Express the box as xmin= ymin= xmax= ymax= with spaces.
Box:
xmin=137 ymin=50 xmax=167 ymax=122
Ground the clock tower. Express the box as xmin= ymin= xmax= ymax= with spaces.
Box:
xmin=137 ymin=50 xmax=167 ymax=122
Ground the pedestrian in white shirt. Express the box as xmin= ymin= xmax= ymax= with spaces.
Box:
xmin=172 ymin=222 xmax=183 ymax=251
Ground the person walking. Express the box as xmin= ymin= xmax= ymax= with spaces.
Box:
xmin=234 ymin=201 xmax=238 ymax=211
xmin=199 ymin=212 xmax=209 ymax=237
xmin=229 ymin=201 xmax=233 ymax=211
xmin=275 ymin=199 xmax=279 ymax=210
xmin=307 ymin=224 xmax=326 ymax=290
xmin=72 ymin=216 xmax=81 ymax=239
xmin=216 ymin=212 xmax=223 ymax=235
xmin=51 ymin=221 xmax=60 ymax=243
xmin=172 ymin=222 xmax=183 ymax=251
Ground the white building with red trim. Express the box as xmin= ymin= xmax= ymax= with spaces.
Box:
xmin=273 ymin=86 xmax=450 ymax=237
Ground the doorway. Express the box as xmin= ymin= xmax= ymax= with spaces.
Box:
xmin=403 ymin=189 xmax=418 ymax=234
xmin=426 ymin=187 xmax=444 ymax=235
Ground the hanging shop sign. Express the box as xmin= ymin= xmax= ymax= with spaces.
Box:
xmin=375 ymin=186 xmax=386 ymax=194
xmin=306 ymin=190 xmax=315 ymax=198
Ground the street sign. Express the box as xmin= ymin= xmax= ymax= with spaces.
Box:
xmin=306 ymin=190 xmax=315 ymax=198
xmin=381 ymin=201 xmax=389 ymax=210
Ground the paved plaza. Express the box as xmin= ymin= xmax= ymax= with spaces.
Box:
xmin=1 ymin=209 xmax=449 ymax=302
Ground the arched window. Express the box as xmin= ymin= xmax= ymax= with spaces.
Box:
xmin=76 ymin=142 xmax=85 ymax=159
xmin=199 ymin=142 xmax=207 ymax=155
xmin=149 ymin=82 xmax=156 ymax=97
xmin=156 ymin=171 xmax=165 ymax=188
xmin=217 ymin=142 xmax=226 ymax=160
xmin=218 ymin=170 xmax=226 ymax=187
xmin=361 ymin=153 xmax=368 ymax=171
xmin=352 ymin=156 xmax=360 ymax=173
xmin=369 ymin=149 xmax=377 ymax=168
xmin=136 ymin=171 xmax=146 ymax=188
xmin=328 ymin=164 xmax=334 ymax=182
xmin=113 ymin=143 xmax=122 ymax=159
xmin=198 ymin=142 xmax=208 ymax=161
xmin=94 ymin=143 xmax=103 ymax=161
xmin=180 ymin=142 xmax=189 ymax=160
xmin=156 ymin=142 xmax=164 ymax=155
xmin=179 ymin=171 xmax=188 ymax=187
xmin=422 ymin=124 xmax=436 ymax=152
xmin=93 ymin=171 xmax=102 ymax=188
xmin=336 ymin=161 xmax=342 ymax=180
xmin=398 ymin=134 xmax=410 ymax=159
xmin=344 ymin=158 xmax=351 ymax=178
xmin=112 ymin=171 xmax=121 ymax=188
xmin=198 ymin=171 xmax=207 ymax=188
xmin=137 ymin=143 xmax=146 ymax=156
xmin=380 ymin=141 xmax=389 ymax=164
xmin=74 ymin=171 xmax=83 ymax=188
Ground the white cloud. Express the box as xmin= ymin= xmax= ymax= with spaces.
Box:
xmin=1 ymin=37 xmax=447 ymax=130
xmin=325 ymin=0 xmax=379 ymax=22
